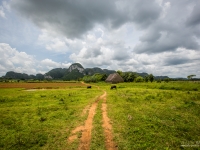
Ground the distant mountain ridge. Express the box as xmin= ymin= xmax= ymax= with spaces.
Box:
xmin=45 ymin=63 xmax=116 ymax=80
xmin=2 ymin=63 xmax=169 ymax=80
xmin=2 ymin=63 xmax=116 ymax=80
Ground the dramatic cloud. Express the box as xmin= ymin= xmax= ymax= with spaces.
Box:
xmin=0 ymin=43 xmax=36 ymax=75
xmin=11 ymin=0 xmax=161 ymax=38
xmin=0 ymin=0 xmax=199 ymax=78
xmin=69 ymin=25 xmax=132 ymax=67
xmin=132 ymin=48 xmax=200 ymax=77
xmin=134 ymin=0 xmax=200 ymax=54
xmin=11 ymin=0 xmax=120 ymax=38
xmin=0 ymin=43 xmax=71 ymax=76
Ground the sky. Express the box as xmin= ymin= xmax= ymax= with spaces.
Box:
xmin=0 ymin=0 xmax=200 ymax=78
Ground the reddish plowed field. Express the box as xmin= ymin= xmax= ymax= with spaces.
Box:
xmin=0 ymin=82 xmax=86 ymax=89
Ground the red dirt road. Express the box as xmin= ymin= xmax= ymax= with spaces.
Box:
xmin=101 ymin=92 xmax=117 ymax=150
xmin=68 ymin=91 xmax=117 ymax=150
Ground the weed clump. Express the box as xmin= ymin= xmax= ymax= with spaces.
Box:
xmin=193 ymin=88 xmax=198 ymax=91
xmin=39 ymin=117 xmax=47 ymax=122
xmin=0 ymin=97 xmax=5 ymax=102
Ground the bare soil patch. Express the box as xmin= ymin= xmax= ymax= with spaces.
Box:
xmin=78 ymin=98 xmax=99 ymax=150
xmin=101 ymin=92 xmax=117 ymax=150
xmin=68 ymin=82 xmax=116 ymax=149
xmin=0 ymin=82 xmax=86 ymax=89
xmin=68 ymin=95 xmax=101 ymax=149
xmin=81 ymin=105 xmax=90 ymax=116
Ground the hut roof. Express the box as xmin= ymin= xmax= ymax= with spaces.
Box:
xmin=105 ymin=73 xmax=124 ymax=83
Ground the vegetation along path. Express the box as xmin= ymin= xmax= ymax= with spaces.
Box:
xmin=68 ymin=83 xmax=117 ymax=150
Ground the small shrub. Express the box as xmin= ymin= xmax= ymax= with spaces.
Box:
xmin=0 ymin=98 xmax=5 ymax=102
xmin=159 ymin=85 xmax=165 ymax=89
xmin=157 ymin=79 xmax=161 ymax=83
xmin=164 ymin=78 xmax=170 ymax=83
xmin=39 ymin=117 xmax=47 ymax=122
xmin=193 ymin=88 xmax=198 ymax=91
xmin=183 ymin=100 xmax=196 ymax=107
xmin=59 ymin=98 xmax=64 ymax=103
xmin=145 ymin=95 xmax=155 ymax=100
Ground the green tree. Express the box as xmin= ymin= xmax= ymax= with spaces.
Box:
xmin=82 ymin=73 xmax=107 ymax=83
xmin=157 ymin=79 xmax=161 ymax=83
xmin=117 ymin=70 xmax=123 ymax=77
xmin=101 ymin=74 xmax=107 ymax=81
xmin=144 ymin=76 xmax=149 ymax=82
xmin=135 ymin=76 xmax=144 ymax=82
xmin=121 ymin=72 xmax=137 ymax=82
xmin=93 ymin=73 xmax=107 ymax=81
xmin=187 ymin=75 xmax=196 ymax=80
xmin=121 ymin=72 xmax=129 ymax=82
xmin=164 ymin=78 xmax=170 ymax=83
xmin=148 ymin=74 xmax=154 ymax=83
xmin=128 ymin=73 xmax=137 ymax=82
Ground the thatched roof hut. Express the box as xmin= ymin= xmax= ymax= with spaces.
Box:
xmin=105 ymin=73 xmax=124 ymax=84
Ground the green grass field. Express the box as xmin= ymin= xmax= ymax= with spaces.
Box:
xmin=0 ymin=81 xmax=200 ymax=149
xmin=106 ymin=82 xmax=200 ymax=149
xmin=0 ymin=85 xmax=102 ymax=150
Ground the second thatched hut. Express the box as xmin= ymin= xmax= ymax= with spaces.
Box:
xmin=105 ymin=73 xmax=124 ymax=84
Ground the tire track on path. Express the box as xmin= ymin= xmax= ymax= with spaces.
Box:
xmin=101 ymin=92 xmax=117 ymax=150
xmin=67 ymin=90 xmax=102 ymax=149
xmin=77 ymin=95 xmax=99 ymax=150
xmin=68 ymin=82 xmax=117 ymax=150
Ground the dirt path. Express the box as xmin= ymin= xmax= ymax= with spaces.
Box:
xmin=101 ymin=92 xmax=117 ymax=150
xmin=68 ymin=95 xmax=101 ymax=150
xmin=77 ymin=95 xmax=100 ymax=150
xmin=68 ymin=82 xmax=116 ymax=150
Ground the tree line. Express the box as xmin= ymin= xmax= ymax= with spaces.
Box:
xmin=81 ymin=71 xmax=156 ymax=83
xmin=116 ymin=71 xmax=155 ymax=83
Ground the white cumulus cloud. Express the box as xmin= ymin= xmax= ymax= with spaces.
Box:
xmin=0 ymin=43 xmax=71 ymax=76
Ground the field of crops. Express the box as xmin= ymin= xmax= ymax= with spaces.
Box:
xmin=0 ymin=81 xmax=199 ymax=149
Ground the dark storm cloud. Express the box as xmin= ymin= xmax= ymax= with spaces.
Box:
xmin=134 ymin=0 xmax=200 ymax=54
xmin=140 ymin=29 xmax=161 ymax=42
xmin=134 ymin=26 xmax=200 ymax=54
xmin=127 ymin=0 xmax=161 ymax=28
xmin=11 ymin=0 xmax=200 ymax=55
xmin=11 ymin=0 xmax=124 ymax=38
xmin=164 ymin=57 xmax=190 ymax=66
xmin=11 ymin=0 xmax=161 ymax=38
